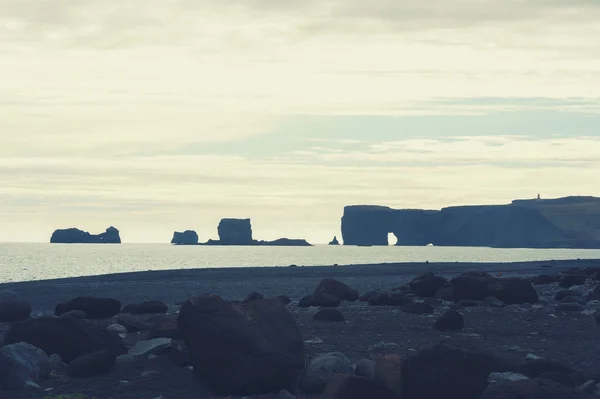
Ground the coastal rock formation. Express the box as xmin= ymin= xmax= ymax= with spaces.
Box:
xmin=171 ymin=230 xmax=198 ymax=245
xmin=255 ymin=238 xmax=312 ymax=246
xmin=50 ymin=226 xmax=121 ymax=244
xmin=0 ymin=342 xmax=50 ymax=390
xmin=177 ymin=295 xmax=304 ymax=395
xmin=217 ymin=218 xmax=253 ymax=245
xmin=341 ymin=196 xmax=600 ymax=248
xmin=329 ymin=236 xmax=340 ymax=245
xmin=451 ymin=272 xmax=539 ymax=304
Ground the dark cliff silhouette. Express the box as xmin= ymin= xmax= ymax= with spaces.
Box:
xmin=171 ymin=230 xmax=199 ymax=245
xmin=50 ymin=227 xmax=121 ymax=244
xmin=329 ymin=236 xmax=340 ymax=245
xmin=341 ymin=196 xmax=600 ymax=249
xmin=172 ymin=218 xmax=312 ymax=246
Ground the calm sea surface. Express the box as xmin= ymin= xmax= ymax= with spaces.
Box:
xmin=1 ymin=243 xmax=600 ymax=283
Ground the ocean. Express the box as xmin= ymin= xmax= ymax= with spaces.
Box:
xmin=1 ymin=243 xmax=600 ymax=283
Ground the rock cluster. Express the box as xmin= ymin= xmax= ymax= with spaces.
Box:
xmin=50 ymin=226 xmax=121 ymax=244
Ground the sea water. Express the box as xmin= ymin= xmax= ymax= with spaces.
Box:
xmin=1 ymin=243 xmax=600 ymax=283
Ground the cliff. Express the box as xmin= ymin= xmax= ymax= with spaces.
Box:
xmin=341 ymin=196 xmax=600 ymax=249
xmin=50 ymin=226 xmax=121 ymax=244
xmin=171 ymin=230 xmax=199 ymax=245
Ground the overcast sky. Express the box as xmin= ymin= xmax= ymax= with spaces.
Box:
xmin=1 ymin=0 xmax=599 ymax=243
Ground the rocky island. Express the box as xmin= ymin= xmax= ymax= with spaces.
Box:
xmin=342 ymin=196 xmax=600 ymax=248
xmin=171 ymin=230 xmax=199 ymax=245
xmin=171 ymin=218 xmax=312 ymax=246
xmin=50 ymin=226 xmax=121 ymax=244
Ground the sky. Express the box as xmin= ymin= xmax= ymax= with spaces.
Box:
xmin=1 ymin=0 xmax=599 ymax=243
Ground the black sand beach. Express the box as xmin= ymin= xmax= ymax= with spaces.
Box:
xmin=2 ymin=258 xmax=600 ymax=399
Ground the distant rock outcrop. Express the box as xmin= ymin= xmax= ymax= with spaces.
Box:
xmin=50 ymin=227 xmax=121 ymax=244
xmin=171 ymin=230 xmax=199 ymax=245
xmin=329 ymin=236 xmax=340 ymax=245
xmin=218 ymin=218 xmax=253 ymax=245
xmin=341 ymin=196 xmax=600 ymax=248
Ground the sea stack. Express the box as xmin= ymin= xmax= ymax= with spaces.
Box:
xmin=171 ymin=230 xmax=199 ymax=245
xmin=329 ymin=236 xmax=340 ymax=245
xmin=50 ymin=226 xmax=121 ymax=244
xmin=217 ymin=218 xmax=253 ymax=245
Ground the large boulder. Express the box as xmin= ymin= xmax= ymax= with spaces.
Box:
xmin=434 ymin=310 xmax=464 ymax=331
xmin=298 ymin=293 xmax=340 ymax=308
xmin=50 ymin=226 xmax=121 ymax=244
xmin=301 ymin=352 xmax=353 ymax=393
xmin=0 ymin=290 xmax=31 ymax=322
xmin=0 ymin=342 xmax=50 ymax=390
xmin=55 ymin=296 xmax=122 ymax=319
xmin=217 ymin=218 xmax=253 ymax=245
xmin=410 ymin=275 xmax=448 ymax=297
xmin=402 ymin=345 xmax=518 ymax=399
xmin=479 ymin=378 xmax=586 ymax=399
xmin=559 ymin=274 xmax=587 ymax=289
xmin=177 ymin=295 xmax=304 ymax=395
xmin=67 ymin=349 xmax=116 ymax=378
xmin=315 ymin=278 xmax=359 ymax=301
xmin=121 ymin=300 xmax=167 ymax=314
xmin=4 ymin=317 xmax=127 ymax=363
xmin=451 ymin=272 xmax=538 ymax=304
xmin=171 ymin=230 xmax=199 ymax=245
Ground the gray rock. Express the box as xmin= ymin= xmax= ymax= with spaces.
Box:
xmin=67 ymin=350 xmax=116 ymax=378
xmin=0 ymin=342 xmax=49 ymax=390
xmin=301 ymin=352 xmax=353 ymax=393
xmin=106 ymin=324 xmax=128 ymax=334
xmin=458 ymin=299 xmax=482 ymax=307
xmin=483 ymin=297 xmax=505 ymax=307
xmin=355 ymin=359 xmax=376 ymax=379
xmin=0 ymin=290 xmax=31 ymax=322
xmin=129 ymin=338 xmax=172 ymax=357
xmin=488 ymin=372 xmax=529 ymax=384
xmin=556 ymin=303 xmax=584 ymax=312
xmin=58 ymin=310 xmax=87 ymax=320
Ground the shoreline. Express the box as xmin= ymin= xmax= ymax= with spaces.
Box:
xmin=1 ymin=258 xmax=599 ymax=314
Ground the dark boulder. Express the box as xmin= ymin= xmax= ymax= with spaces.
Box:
xmin=360 ymin=289 xmax=381 ymax=302
xmin=519 ymin=357 xmax=574 ymax=378
xmin=147 ymin=316 xmax=180 ymax=340
xmin=479 ymin=378 xmax=586 ymax=399
xmin=482 ymin=297 xmax=505 ymax=307
xmin=400 ymin=302 xmax=434 ymax=314
xmin=410 ymin=275 xmax=448 ymax=298
xmin=243 ymin=292 xmax=265 ymax=303
xmin=4 ymin=317 xmax=127 ymax=363
xmin=298 ymin=293 xmax=341 ymax=308
xmin=55 ymin=297 xmax=121 ymax=319
xmin=171 ymin=230 xmax=198 ymax=245
xmin=314 ymin=309 xmax=345 ymax=322
xmin=402 ymin=345 xmax=518 ymax=399
xmin=434 ymin=310 xmax=464 ymax=331
xmin=217 ymin=218 xmax=253 ymax=245
xmin=532 ymin=274 xmax=560 ymax=285
xmin=559 ymin=274 xmax=587 ymax=288
xmin=315 ymin=278 xmax=359 ymax=301
xmin=556 ymin=303 xmax=584 ymax=311
xmin=50 ymin=226 xmax=121 ymax=244
xmin=177 ymin=295 xmax=304 ymax=395
xmin=121 ymin=300 xmax=167 ymax=314
xmin=434 ymin=283 xmax=455 ymax=301
xmin=538 ymin=371 xmax=577 ymax=387
xmin=368 ymin=291 xmax=412 ymax=307
xmin=322 ymin=374 xmax=400 ymax=399
xmin=117 ymin=314 xmax=151 ymax=332
xmin=458 ymin=299 xmax=481 ymax=307
xmin=67 ymin=350 xmax=116 ymax=378
xmin=0 ymin=290 xmax=31 ymax=322
xmin=451 ymin=272 xmax=538 ymax=304
xmin=555 ymin=290 xmax=580 ymax=301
